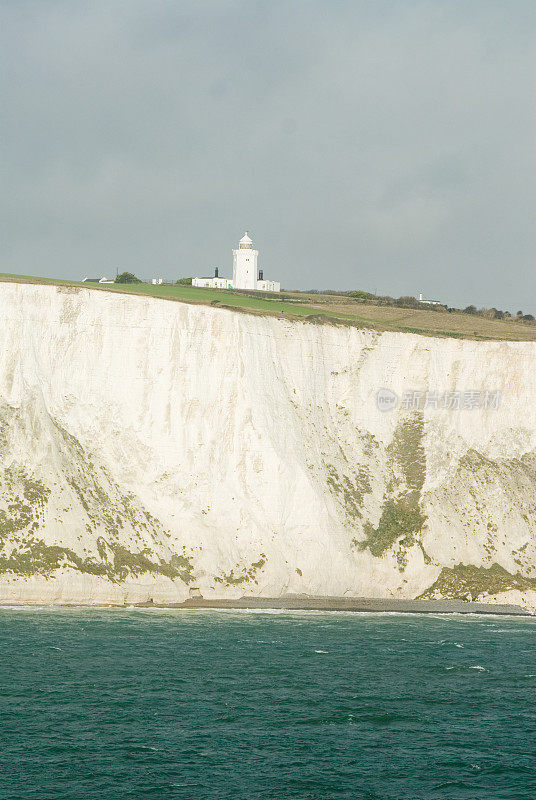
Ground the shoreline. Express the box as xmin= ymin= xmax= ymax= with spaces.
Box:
xmin=0 ymin=596 xmax=532 ymax=616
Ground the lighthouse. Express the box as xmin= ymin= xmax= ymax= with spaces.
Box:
xmin=232 ymin=232 xmax=258 ymax=290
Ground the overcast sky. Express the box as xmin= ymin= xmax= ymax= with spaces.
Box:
xmin=1 ymin=1 xmax=535 ymax=310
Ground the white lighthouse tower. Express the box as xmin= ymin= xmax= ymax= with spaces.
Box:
xmin=232 ymin=232 xmax=258 ymax=290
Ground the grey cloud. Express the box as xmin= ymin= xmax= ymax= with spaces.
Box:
xmin=1 ymin=0 xmax=535 ymax=310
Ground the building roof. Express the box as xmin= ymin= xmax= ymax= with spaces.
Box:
xmin=239 ymin=231 xmax=252 ymax=245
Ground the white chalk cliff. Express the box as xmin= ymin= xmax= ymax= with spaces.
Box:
xmin=0 ymin=282 xmax=535 ymax=609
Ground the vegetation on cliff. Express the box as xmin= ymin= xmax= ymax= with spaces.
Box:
xmin=2 ymin=272 xmax=536 ymax=341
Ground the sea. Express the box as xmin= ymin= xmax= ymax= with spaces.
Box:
xmin=0 ymin=608 xmax=534 ymax=800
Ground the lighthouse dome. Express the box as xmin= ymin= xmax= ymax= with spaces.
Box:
xmin=239 ymin=231 xmax=253 ymax=249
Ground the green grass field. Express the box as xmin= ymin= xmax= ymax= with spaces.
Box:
xmin=2 ymin=271 xmax=536 ymax=342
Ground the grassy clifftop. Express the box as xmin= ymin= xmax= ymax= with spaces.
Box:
xmin=2 ymin=272 xmax=536 ymax=342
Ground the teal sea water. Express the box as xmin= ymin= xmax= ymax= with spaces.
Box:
xmin=0 ymin=609 xmax=534 ymax=800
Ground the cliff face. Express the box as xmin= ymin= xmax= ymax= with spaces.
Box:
xmin=0 ymin=282 xmax=535 ymax=608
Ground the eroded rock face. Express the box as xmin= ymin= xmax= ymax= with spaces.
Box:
xmin=0 ymin=282 xmax=535 ymax=609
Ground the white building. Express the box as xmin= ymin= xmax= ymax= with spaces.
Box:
xmin=232 ymin=232 xmax=257 ymax=290
xmin=192 ymin=268 xmax=232 ymax=290
xmin=192 ymin=232 xmax=280 ymax=292
xmin=418 ymin=292 xmax=442 ymax=306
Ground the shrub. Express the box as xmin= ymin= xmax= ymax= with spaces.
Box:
xmin=395 ymin=295 xmax=420 ymax=309
xmin=115 ymin=272 xmax=142 ymax=284
xmin=482 ymin=308 xmax=504 ymax=320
